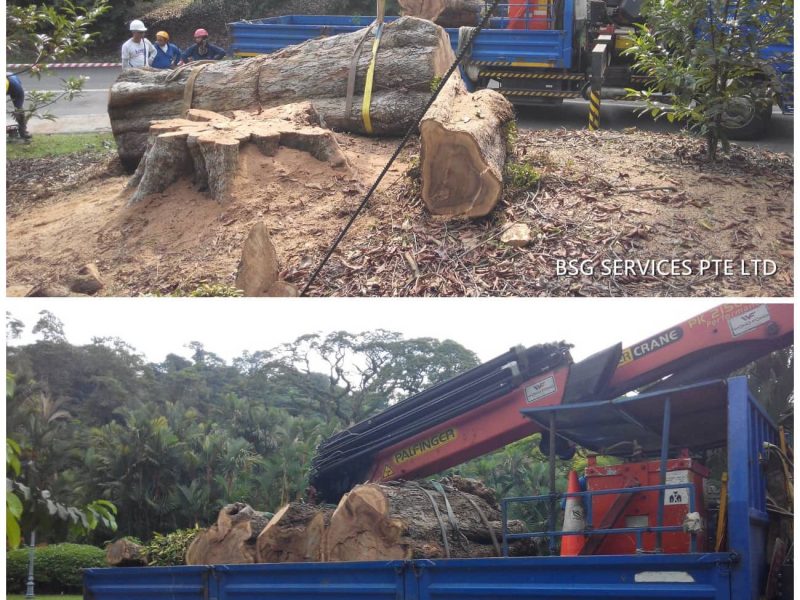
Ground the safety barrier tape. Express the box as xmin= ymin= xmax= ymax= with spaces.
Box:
xmin=7 ymin=62 xmax=121 ymax=69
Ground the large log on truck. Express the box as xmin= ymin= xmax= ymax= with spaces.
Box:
xmin=256 ymin=503 xmax=334 ymax=563
xmin=185 ymin=503 xmax=272 ymax=565
xmin=325 ymin=481 xmax=526 ymax=561
xmin=399 ymin=0 xmax=485 ymax=27
xmin=420 ymin=71 xmax=515 ymax=217
xmin=109 ymin=17 xmax=455 ymax=170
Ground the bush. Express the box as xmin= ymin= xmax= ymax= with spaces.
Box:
xmin=7 ymin=543 xmax=106 ymax=593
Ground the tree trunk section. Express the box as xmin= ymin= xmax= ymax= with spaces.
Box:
xmin=400 ymin=0 xmax=485 ymax=27
xmin=109 ymin=17 xmax=455 ymax=170
xmin=185 ymin=503 xmax=272 ymax=565
xmin=420 ymin=71 xmax=515 ymax=218
xmin=126 ymin=104 xmax=349 ymax=205
xmin=106 ymin=538 xmax=147 ymax=567
xmin=326 ymin=482 xmax=524 ymax=561
xmin=256 ymin=503 xmax=334 ymax=563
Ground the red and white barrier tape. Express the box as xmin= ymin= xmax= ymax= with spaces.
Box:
xmin=7 ymin=62 xmax=121 ymax=69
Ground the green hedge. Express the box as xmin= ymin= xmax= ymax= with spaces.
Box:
xmin=7 ymin=543 xmax=106 ymax=593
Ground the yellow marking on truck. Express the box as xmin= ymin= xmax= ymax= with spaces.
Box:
xmin=394 ymin=428 xmax=457 ymax=464
xmin=383 ymin=464 xmax=394 ymax=478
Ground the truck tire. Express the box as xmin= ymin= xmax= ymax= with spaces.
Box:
xmin=721 ymin=97 xmax=773 ymax=140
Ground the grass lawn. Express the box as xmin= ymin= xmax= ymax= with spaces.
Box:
xmin=8 ymin=596 xmax=83 ymax=600
xmin=7 ymin=132 xmax=115 ymax=160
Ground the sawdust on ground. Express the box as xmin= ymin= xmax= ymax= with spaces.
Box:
xmin=6 ymin=129 xmax=793 ymax=297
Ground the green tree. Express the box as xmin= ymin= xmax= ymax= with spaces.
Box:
xmin=6 ymin=1 xmax=111 ymax=127
xmin=626 ymin=0 xmax=793 ymax=159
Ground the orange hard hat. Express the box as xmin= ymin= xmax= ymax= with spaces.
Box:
xmin=156 ymin=31 xmax=169 ymax=40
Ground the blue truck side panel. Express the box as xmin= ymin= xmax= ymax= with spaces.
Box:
xmin=85 ymin=554 xmax=736 ymax=600
xmin=229 ymin=4 xmax=574 ymax=68
xmin=215 ymin=562 xmax=405 ymax=600
xmin=83 ymin=565 xmax=211 ymax=600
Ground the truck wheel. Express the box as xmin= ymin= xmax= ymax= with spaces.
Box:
xmin=721 ymin=97 xmax=773 ymax=140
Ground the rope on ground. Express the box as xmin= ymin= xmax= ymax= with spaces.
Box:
xmin=300 ymin=0 xmax=502 ymax=296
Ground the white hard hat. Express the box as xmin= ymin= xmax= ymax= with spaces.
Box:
xmin=130 ymin=20 xmax=147 ymax=32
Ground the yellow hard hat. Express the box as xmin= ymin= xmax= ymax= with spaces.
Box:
xmin=156 ymin=31 xmax=169 ymax=41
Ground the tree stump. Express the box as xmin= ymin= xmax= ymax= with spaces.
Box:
xmin=256 ymin=503 xmax=334 ymax=563
xmin=126 ymin=103 xmax=348 ymax=205
xmin=420 ymin=71 xmax=515 ymax=217
xmin=106 ymin=538 xmax=147 ymax=567
xmin=400 ymin=0 xmax=485 ymax=27
xmin=185 ymin=503 xmax=272 ymax=565
xmin=326 ymin=482 xmax=524 ymax=561
xmin=109 ymin=17 xmax=455 ymax=170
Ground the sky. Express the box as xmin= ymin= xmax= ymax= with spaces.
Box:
xmin=4 ymin=298 xmax=763 ymax=365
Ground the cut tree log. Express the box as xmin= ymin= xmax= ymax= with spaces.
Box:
xmin=185 ymin=503 xmax=272 ymax=565
xmin=109 ymin=17 xmax=455 ymax=170
xmin=326 ymin=482 xmax=525 ymax=561
xmin=126 ymin=103 xmax=348 ymax=205
xmin=400 ymin=0 xmax=484 ymax=27
xmin=256 ymin=503 xmax=334 ymax=563
xmin=420 ymin=71 xmax=515 ymax=218
xmin=106 ymin=538 xmax=147 ymax=567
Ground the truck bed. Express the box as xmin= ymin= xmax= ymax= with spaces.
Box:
xmin=85 ymin=553 xmax=738 ymax=600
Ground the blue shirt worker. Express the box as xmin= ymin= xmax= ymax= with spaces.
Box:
xmin=152 ymin=31 xmax=182 ymax=69
xmin=180 ymin=28 xmax=226 ymax=63
xmin=6 ymin=74 xmax=31 ymax=139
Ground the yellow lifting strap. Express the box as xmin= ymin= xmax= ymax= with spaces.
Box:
xmin=361 ymin=0 xmax=386 ymax=134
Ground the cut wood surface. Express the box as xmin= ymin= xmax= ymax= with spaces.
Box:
xmin=185 ymin=503 xmax=272 ymax=565
xmin=256 ymin=503 xmax=334 ymax=563
xmin=420 ymin=71 xmax=515 ymax=217
xmin=105 ymin=538 xmax=147 ymax=567
xmin=126 ymin=103 xmax=348 ymax=205
xmin=400 ymin=0 xmax=484 ymax=26
xmin=109 ymin=17 xmax=455 ymax=170
xmin=326 ymin=482 xmax=524 ymax=561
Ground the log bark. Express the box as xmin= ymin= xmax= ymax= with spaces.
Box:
xmin=420 ymin=71 xmax=515 ymax=218
xmin=256 ymin=503 xmax=334 ymax=563
xmin=326 ymin=482 xmax=524 ymax=561
xmin=400 ymin=0 xmax=485 ymax=27
xmin=126 ymin=103 xmax=348 ymax=205
xmin=109 ymin=17 xmax=455 ymax=170
xmin=185 ymin=503 xmax=272 ymax=565
xmin=106 ymin=538 xmax=147 ymax=567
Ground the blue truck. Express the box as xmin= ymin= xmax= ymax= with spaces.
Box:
xmin=84 ymin=376 xmax=791 ymax=600
xmin=227 ymin=1 xmax=793 ymax=139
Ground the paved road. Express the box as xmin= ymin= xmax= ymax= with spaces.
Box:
xmin=9 ymin=66 xmax=795 ymax=154
xmin=516 ymin=99 xmax=794 ymax=154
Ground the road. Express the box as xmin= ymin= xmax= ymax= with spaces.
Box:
xmin=10 ymin=66 xmax=795 ymax=154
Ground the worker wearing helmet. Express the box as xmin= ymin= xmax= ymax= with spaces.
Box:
xmin=180 ymin=28 xmax=226 ymax=64
xmin=6 ymin=74 xmax=31 ymax=140
xmin=121 ymin=20 xmax=156 ymax=69
xmin=152 ymin=31 xmax=182 ymax=69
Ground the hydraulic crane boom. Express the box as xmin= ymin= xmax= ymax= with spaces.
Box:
xmin=309 ymin=304 xmax=793 ymax=502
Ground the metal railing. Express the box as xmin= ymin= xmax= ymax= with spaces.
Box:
xmin=501 ymin=482 xmax=698 ymax=556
